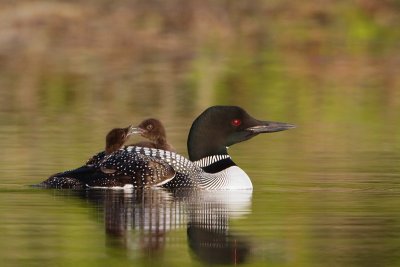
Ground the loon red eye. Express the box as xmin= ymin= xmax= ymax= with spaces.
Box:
xmin=231 ymin=119 xmax=242 ymax=127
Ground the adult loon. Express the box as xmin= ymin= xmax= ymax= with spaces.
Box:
xmin=161 ymin=105 xmax=295 ymax=189
xmin=40 ymin=106 xmax=294 ymax=189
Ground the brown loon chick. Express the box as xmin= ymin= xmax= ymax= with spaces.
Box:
xmin=129 ymin=118 xmax=175 ymax=152
xmin=86 ymin=125 xmax=136 ymax=166
xmin=105 ymin=125 xmax=135 ymax=154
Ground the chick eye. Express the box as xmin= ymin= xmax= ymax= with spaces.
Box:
xmin=231 ymin=119 xmax=242 ymax=127
xmin=147 ymin=124 xmax=153 ymax=130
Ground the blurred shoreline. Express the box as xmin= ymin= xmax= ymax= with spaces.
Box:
xmin=0 ymin=1 xmax=399 ymax=117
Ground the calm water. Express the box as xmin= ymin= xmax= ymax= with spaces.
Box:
xmin=1 ymin=1 xmax=400 ymax=266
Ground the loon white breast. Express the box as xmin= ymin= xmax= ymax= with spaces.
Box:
xmin=193 ymin=156 xmax=253 ymax=190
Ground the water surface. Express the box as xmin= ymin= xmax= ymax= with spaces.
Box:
xmin=1 ymin=111 xmax=399 ymax=267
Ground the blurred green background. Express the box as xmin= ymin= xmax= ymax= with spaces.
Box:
xmin=1 ymin=0 xmax=399 ymax=114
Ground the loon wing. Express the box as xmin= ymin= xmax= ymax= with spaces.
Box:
xmin=92 ymin=150 xmax=176 ymax=187
xmin=38 ymin=147 xmax=188 ymax=189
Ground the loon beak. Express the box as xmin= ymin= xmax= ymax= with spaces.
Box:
xmin=246 ymin=121 xmax=296 ymax=133
xmin=128 ymin=125 xmax=145 ymax=135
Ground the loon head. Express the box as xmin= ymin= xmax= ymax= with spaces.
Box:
xmin=187 ymin=106 xmax=295 ymax=161
xmin=105 ymin=125 xmax=135 ymax=154
xmin=132 ymin=118 xmax=168 ymax=142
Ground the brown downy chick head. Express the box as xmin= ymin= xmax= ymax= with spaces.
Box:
xmin=136 ymin=118 xmax=167 ymax=142
xmin=105 ymin=125 xmax=134 ymax=154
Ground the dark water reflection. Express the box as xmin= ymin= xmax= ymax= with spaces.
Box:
xmin=54 ymin=188 xmax=253 ymax=265
xmin=3 ymin=182 xmax=399 ymax=267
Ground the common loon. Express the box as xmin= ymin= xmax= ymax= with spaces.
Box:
xmin=40 ymin=106 xmax=294 ymax=190
xmin=161 ymin=105 xmax=295 ymax=189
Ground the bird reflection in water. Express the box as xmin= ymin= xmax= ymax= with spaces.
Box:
xmin=76 ymin=188 xmax=252 ymax=264
xmin=179 ymin=190 xmax=252 ymax=264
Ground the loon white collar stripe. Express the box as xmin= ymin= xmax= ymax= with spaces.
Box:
xmin=194 ymin=155 xmax=231 ymax=168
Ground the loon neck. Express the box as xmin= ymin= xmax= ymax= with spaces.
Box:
xmin=194 ymin=155 xmax=236 ymax=173
xmin=187 ymin=118 xmax=228 ymax=161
